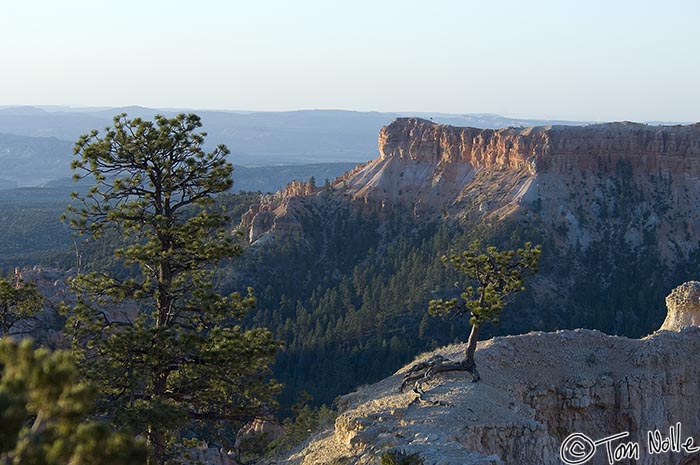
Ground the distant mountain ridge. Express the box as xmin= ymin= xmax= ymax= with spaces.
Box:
xmin=0 ymin=106 xmax=596 ymax=187
xmin=0 ymin=133 xmax=73 ymax=187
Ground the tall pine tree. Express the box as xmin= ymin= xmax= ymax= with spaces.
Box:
xmin=65 ymin=114 xmax=280 ymax=464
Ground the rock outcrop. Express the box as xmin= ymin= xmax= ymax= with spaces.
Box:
xmin=279 ymin=284 xmax=700 ymax=465
xmin=346 ymin=119 xmax=700 ymax=217
xmin=240 ymin=119 xmax=700 ymax=262
xmin=10 ymin=266 xmax=139 ymax=348
xmin=377 ymin=118 xmax=700 ymax=171
xmin=234 ymin=418 xmax=283 ymax=452
xmin=660 ymin=281 xmax=700 ymax=331
xmin=239 ymin=181 xmax=319 ymax=244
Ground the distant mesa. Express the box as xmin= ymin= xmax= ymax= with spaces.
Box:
xmin=241 ymin=117 xmax=700 ymax=260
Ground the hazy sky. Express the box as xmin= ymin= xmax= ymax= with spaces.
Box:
xmin=2 ymin=0 xmax=699 ymax=121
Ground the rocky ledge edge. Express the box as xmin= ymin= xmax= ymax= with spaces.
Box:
xmin=278 ymin=282 xmax=700 ymax=465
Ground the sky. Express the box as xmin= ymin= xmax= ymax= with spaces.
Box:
xmin=1 ymin=0 xmax=699 ymax=122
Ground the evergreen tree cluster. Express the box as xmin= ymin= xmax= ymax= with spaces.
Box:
xmin=226 ymin=208 xmax=697 ymax=409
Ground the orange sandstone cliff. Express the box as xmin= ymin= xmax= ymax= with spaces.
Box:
xmin=240 ymin=118 xmax=700 ymax=262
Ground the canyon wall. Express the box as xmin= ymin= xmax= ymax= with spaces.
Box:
xmin=348 ymin=118 xmax=700 ymax=211
xmin=377 ymin=118 xmax=700 ymax=173
xmin=240 ymin=119 xmax=700 ymax=265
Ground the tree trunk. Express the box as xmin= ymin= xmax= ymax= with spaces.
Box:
xmin=157 ymin=260 xmax=172 ymax=328
xmin=149 ymin=429 xmax=166 ymax=465
xmin=400 ymin=323 xmax=483 ymax=391
xmin=463 ymin=323 xmax=481 ymax=371
xmin=150 ymin=373 xmax=168 ymax=464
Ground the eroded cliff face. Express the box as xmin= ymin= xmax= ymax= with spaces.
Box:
xmin=240 ymin=119 xmax=700 ymax=264
xmin=10 ymin=266 xmax=140 ymax=349
xmin=279 ymin=283 xmax=700 ymax=465
xmin=376 ymin=118 xmax=548 ymax=167
xmin=377 ymin=118 xmax=700 ymax=170
xmin=347 ymin=119 xmax=700 ymax=216
xmin=239 ymin=181 xmax=318 ymax=243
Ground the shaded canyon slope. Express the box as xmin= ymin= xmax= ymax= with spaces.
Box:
xmin=233 ymin=117 xmax=700 ymax=409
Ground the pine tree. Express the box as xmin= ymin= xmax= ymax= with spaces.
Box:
xmin=402 ymin=240 xmax=540 ymax=389
xmin=0 ymin=274 xmax=43 ymax=337
xmin=64 ymin=114 xmax=280 ymax=464
xmin=0 ymin=337 xmax=148 ymax=465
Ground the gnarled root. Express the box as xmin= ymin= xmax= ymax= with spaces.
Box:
xmin=400 ymin=355 xmax=480 ymax=398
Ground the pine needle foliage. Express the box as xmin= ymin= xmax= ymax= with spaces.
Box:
xmin=0 ymin=337 xmax=148 ymax=465
xmin=64 ymin=114 xmax=280 ymax=464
